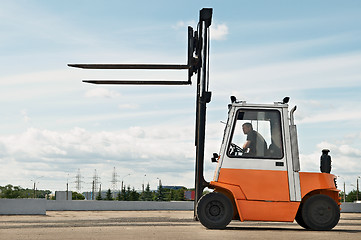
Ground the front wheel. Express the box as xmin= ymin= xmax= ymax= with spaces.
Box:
xmin=302 ymin=194 xmax=340 ymax=230
xmin=196 ymin=192 xmax=233 ymax=229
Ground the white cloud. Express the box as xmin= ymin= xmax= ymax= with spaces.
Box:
xmin=172 ymin=20 xmax=196 ymax=30
xmin=118 ymin=103 xmax=138 ymax=110
xmin=211 ymin=52 xmax=361 ymax=97
xmin=21 ymin=110 xmax=31 ymax=123
xmin=298 ymin=108 xmax=361 ymax=124
xmin=85 ymin=88 xmax=120 ymax=98
xmin=211 ymin=23 xmax=229 ymax=40
xmin=0 ymin=124 xmax=200 ymax=191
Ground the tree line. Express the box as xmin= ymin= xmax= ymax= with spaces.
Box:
xmin=0 ymin=183 xmax=189 ymax=201
xmin=96 ymin=183 xmax=187 ymax=201
xmin=0 ymin=184 xmax=51 ymax=199
xmin=339 ymin=190 xmax=361 ymax=202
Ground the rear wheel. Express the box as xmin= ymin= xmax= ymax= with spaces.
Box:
xmin=302 ymin=194 xmax=340 ymax=230
xmin=196 ymin=192 xmax=233 ymax=229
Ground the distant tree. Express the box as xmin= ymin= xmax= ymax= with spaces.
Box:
xmin=96 ymin=191 xmax=102 ymax=200
xmin=0 ymin=185 xmax=52 ymax=199
xmin=167 ymin=189 xmax=175 ymax=201
xmin=116 ymin=190 xmax=122 ymax=201
xmin=0 ymin=185 xmax=20 ymax=198
xmin=175 ymin=188 xmax=185 ymax=201
xmin=140 ymin=183 xmax=153 ymax=201
xmin=346 ymin=190 xmax=360 ymax=202
xmin=72 ymin=192 xmax=85 ymax=200
xmin=117 ymin=187 xmax=126 ymax=201
xmin=36 ymin=190 xmax=51 ymax=199
xmin=129 ymin=187 xmax=139 ymax=201
xmin=106 ymin=189 xmax=113 ymax=200
xmin=155 ymin=183 xmax=165 ymax=201
xmin=125 ymin=186 xmax=132 ymax=201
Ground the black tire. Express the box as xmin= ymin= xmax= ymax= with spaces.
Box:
xmin=196 ymin=192 xmax=233 ymax=229
xmin=295 ymin=204 xmax=310 ymax=229
xmin=302 ymin=194 xmax=340 ymax=230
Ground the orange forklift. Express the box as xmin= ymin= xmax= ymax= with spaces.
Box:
xmin=196 ymin=98 xmax=340 ymax=230
xmin=69 ymin=8 xmax=340 ymax=230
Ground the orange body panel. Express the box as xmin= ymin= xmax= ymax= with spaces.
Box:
xmin=237 ymin=200 xmax=299 ymax=222
xmin=299 ymin=172 xmax=338 ymax=197
xmin=217 ymin=168 xmax=290 ymax=201
xmin=211 ymin=169 xmax=338 ymax=222
xmin=210 ymin=181 xmax=246 ymax=200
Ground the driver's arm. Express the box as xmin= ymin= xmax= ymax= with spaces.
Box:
xmin=243 ymin=140 xmax=250 ymax=151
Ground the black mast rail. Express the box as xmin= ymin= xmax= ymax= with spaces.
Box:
xmin=69 ymin=8 xmax=213 ymax=219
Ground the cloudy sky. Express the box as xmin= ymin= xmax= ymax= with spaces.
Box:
xmin=1 ymin=0 xmax=361 ymax=194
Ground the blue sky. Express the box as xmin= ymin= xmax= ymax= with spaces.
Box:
xmin=1 ymin=0 xmax=361 ymax=194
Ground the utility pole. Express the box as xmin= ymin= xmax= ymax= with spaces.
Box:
xmin=33 ymin=181 xmax=36 ymax=199
xmin=31 ymin=176 xmax=43 ymax=199
xmin=111 ymin=167 xmax=118 ymax=199
xmin=92 ymin=180 xmax=95 ymax=200
xmin=142 ymin=174 xmax=146 ymax=192
xmin=357 ymin=176 xmax=360 ymax=202
xmin=66 ymin=181 xmax=69 ymax=200
xmin=121 ymin=174 xmax=131 ymax=192
xmin=92 ymin=169 xmax=100 ymax=200
xmin=75 ymin=169 xmax=83 ymax=194
xmin=98 ymin=184 xmax=102 ymax=200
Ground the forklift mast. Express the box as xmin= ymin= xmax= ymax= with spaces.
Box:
xmin=68 ymin=8 xmax=213 ymax=216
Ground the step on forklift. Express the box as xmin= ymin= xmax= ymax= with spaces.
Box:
xmin=69 ymin=8 xmax=340 ymax=230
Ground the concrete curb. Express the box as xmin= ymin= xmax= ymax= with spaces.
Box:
xmin=0 ymin=199 xmax=46 ymax=215
xmin=341 ymin=203 xmax=361 ymax=213
xmin=46 ymin=200 xmax=194 ymax=211
xmin=1 ymin=199 xmax=360 ymax=215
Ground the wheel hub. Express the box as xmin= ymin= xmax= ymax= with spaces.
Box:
xmin=206 ymin=200 xmax=224 ymax=219
xmin=313 ymin=205 xmax=331 ymax=223
xmin=209 ymin=205 xmax=221 ymax=216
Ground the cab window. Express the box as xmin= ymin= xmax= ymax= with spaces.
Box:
xmin=228 ymin=109 xmax=283 ymax=159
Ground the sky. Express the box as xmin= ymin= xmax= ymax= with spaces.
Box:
xmin=1 ymin=0 xmax=361 ymax=194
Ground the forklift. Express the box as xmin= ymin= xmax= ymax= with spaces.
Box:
xmin=69 ymin=8 xmax=340 ymax=230
xmin=198 ymin=98 xmax=340 ymax=230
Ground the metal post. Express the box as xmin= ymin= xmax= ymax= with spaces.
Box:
xmin=121 ymin=174 xmax=130 ymax=192
xmin=66 ymin=182 xmax=69 ymax=200
xmin=92 ymin=180 xmax=95 ymax=200
xmin=357 ymin=177 xmax=360 ymax=202
xmin=142 ymin=174 xmax=146 ymax=192
xmin=33 ymin=182 xmax=36 ymax=199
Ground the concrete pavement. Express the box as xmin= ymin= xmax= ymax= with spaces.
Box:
xmin=0 ymin=211 xmax=360 ymax=240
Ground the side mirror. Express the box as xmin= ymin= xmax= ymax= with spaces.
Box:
xmin=211 ymin=153 xmax=219 ymax=163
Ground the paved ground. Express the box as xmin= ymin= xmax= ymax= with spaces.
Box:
xmin=0 ymin=211 xmax=360 ymax=240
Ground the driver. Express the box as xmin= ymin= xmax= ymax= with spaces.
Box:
xmin=242 ymin=122 xmax=267 ymax=157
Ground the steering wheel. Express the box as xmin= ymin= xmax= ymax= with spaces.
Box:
xmin=229 ymin=143 xmax=244 ymax=156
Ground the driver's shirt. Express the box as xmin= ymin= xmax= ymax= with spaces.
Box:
xmin=247 ymin=130 xmax=267 ymax=157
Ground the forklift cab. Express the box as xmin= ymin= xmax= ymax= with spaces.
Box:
xmin=214 ymin=101 xmax=302 ymax=203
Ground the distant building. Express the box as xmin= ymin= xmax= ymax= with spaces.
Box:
xmin=162 ymin=186 xmax=185 ymax=190
xmin=55 ymin=191 xmax=72 ymax=200
xmin=184 ymin=190 xmax=195 ymax=200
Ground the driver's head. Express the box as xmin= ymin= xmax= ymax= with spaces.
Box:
xmin=242 ymin=122 xmax=253 ymax=134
